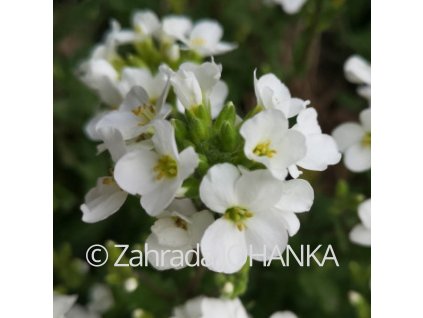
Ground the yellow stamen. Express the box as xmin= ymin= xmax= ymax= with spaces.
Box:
xmin=153 ymin=155 xmax=178 ymax=180
xmin=361 ymin=132 xmax=371 ymax=148
xmin=224 ymin=207 xmax=254 ymax=232
xmin=191 ymin=37 xmax=206 ymax=46
xmin=253 ymin=141 xmax=277 ymax=158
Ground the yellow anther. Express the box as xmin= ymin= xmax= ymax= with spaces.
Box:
xmin=173 ymin=217 xmax=188 ymax=230
xmin=132 ymin=103 xmax=156 ymax=126
xmin=102 ymin=177 xmax=114 ymax=185
xmin=224 ymin=207 xmax=254 ymax=232
xmin=361 ymin=132 xmax=371 ymax=148
xmin=191 ymin=37 xmax=206 ymax=46
xmin=253 ymin=141 xmax=277 ymax=158
xmin=153 ymin=155 xmax=178 ymax=180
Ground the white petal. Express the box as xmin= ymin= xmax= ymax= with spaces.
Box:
xmin=212 ymin=41 xmax=238 ymax=55
xmin=276 ymin=179 xmax=314 ymax=213
xmin=332 ymin=123 xmax=365 ymax=152
xmin=151 ymin=218 xmax=190 ymax=247
xmin=152 ymin=120 xmax=179 ymax=157
xmin=344 ymin=55 xmax=371 ymax=85
xmin=162 ymin=16 xmax=192 ymax=40
xmin=141 ymin=180 xmax=180 ymax=216
xmin=344 ymin=144 xmax=371 ymax=172
xmin=288 ymin=98 xmax=310 ymax=118
xmin=349 ymin=224 xmax=371 ymax=246
xmin=97 ymin=127 xmax=127 ymax=162
xmin=189 ymin=210 xmax=215 ymax=245
xmin=189 ymin=20 xmax=223 ymax=54
xmin=245 ymin=211 xmax=289 ymax=261
xmin=145 ymin=234 xmax=192 ymax=270
xmin=114 ymin=149 xmax=158 ymax=195
xmin=358 ymin=199 xmax=371 ymax=229
xmin=270 ymin=311 xmax=298 ymax=318
xmin=209 ymin=80 xmax=228 ymax=118
xmin=167 ymin=198 xmax=197 ymax=216
xmin=180 ymin=61 xmax=222 ymax=94
xmin=254 ymin=73 xmax=291 ymax=114
xmin=288 ymin=164 xmax=302 ymax=179
xmin=201 ymin=218 xmax=248 ymax=273
xmin=170 ymin=70 xmax=203 ymax=109
xmin=277 ymin=211 xmax=301 ymax=236
xmin=119 ymin=86 xmax=149 ymax=112
xmin=120 ymin=68 xmax=154 ymax=97
xmin=96 ymin=110 xmax=142 ymax=140
xmin=297 ymin=134 xmax=341 ymax=171
xmin=84 ymin=111 xmax=110 ymax=141
xmin=357 ymin=85 xmax=371 ymax=100
xmin=81 ymin=177 xmax=127 ymax=223
xmin=294 ymin=107 xmax=321 ymax=136
xmin=53 ymin=294 xmax=77 ymax=318
xmin=178 ymin=146 xmax=199 ymax=179
xmin=359 ymin=108 xmax=371 ymax=132
xmin=199 ymin=163 xmax=239 ymax=213
xmin=132 ymin=10 xmax=161 ymax=35
xmin=235 ymin=169 xmax=284 ymax=212
xmin=277 ymin=0 xmax=307 ymax=14
xmin=201 ymin=297 xmax=249 ymax=318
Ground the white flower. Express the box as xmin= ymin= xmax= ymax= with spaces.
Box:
xmin=54 ymin=294 xmax=77 ymax=318
xmin=171 ymin=296 xmax=249 ymax=318
xmin=254 ymin=71 xmax=309 ymax=118
xmin=349 ymin=199 xmax=371 ymax=246
xmin=175 ymin=20 xmax=237 ymax=56
xmin=132 ymin=10 xmax=161 ymax=36
xmin=332 ymin=108 xmax=371 ymax=172
xmin=96 ymin=81 xmax=170 ymax=141
xmin=288 ymin=107 xmax=341 ymax=178
xmin=81 ymin=176 xmax=128 ymax=223
xmin=78 ymin=58 xmax=122 ymax=106
xmin=169 ymin=61 xmax=223 ymax=112
xmin=270 ymin=311 xmax=298 ymax=318
xmin=240 ymin=109 xmax=306 ymax=180
xmin=146 ymin=199 xmax=214 ymax=270
xmin=87 ymin=284 xmax=114 ymax=314
xmin=272 ymin=0 xmax=308 ymax=14
xmin=114 ymin=120 xmax=199 ymax=216
xmin=199 ymin=164 xmax=313 ymax=273
xmin=161 ymin=15 xmax=193 ymax=42
xmin=344 ymin=55 xmax=371 ymax=100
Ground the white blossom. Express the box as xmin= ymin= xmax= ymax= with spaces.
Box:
xmin=332 ymin=108 xmax=371 ymax=172
xmin=240 ymin=109 xmax=306 ymax=180
xmin=270 ymin=311 xmax=298 ymax=318
xmin=171 ymin=296 xmax=249 ymax=318
xmin=132 ymin=10 xmax=161 ymax=36
xmin=349 ymin=199 xmax=371 ymax=246
xmin=114 ymin=120 xmax=199 ymax=216
xmin=288 ymin=107 xmax=341 ymax=178
xmin=199 ymin=164 xmax=313 ymax=273
xmin=344 ymin=55 xmax=371 ymax=101
xmin=146 ymin=199 xmax=214 ymax=270
xmin=254 ymin=71 xmax=309 ymax=118
xmin=271 ymin=0 xmax=308 ymax=14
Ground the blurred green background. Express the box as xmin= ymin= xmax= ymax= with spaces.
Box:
xmin=53 ymin=0 xmax=370 ymax=317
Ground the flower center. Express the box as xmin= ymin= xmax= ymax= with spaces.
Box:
xmin=173 ymin=216 xmax=188 ymax=230
xmin=153 ymin=155 xmax=178 ymax=180
xmin=191 ymin=37 xmax=206 ymax=46
xmin=224 ymin=207 xmax=253 ymax=231
xmin=102 ymin=177 xmax=115 ymax=185
xmin=361 ymin=132 xmax=371 ymax=148
xmin=253 ymin=141 xmax=276 ymax=158
xmin=132 ymin=104 xmax=156 ymax=126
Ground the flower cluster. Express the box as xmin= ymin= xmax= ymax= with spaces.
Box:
xmin=81 ymin=55 xmax=341 ymax=273
xmin=171 ymin=296 xmax=297 ymax=318
xmin=333 ymin=55 xmax=371 ymax=247
xmin=77 ymin=10 xmax=235 ymax=108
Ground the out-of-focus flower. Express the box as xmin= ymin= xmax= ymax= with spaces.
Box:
xmin=349 ymin=199 xmax=371 ymax=246
xmin=271 ymin=0 xmax=308 ymax=14
xmin=54 ymin=294 xmax=77 ymax=318
xmin=344 ymin=55 xmax=371 ymax=101
xmin=87 ymin=284 xmax=114 ymax=314
xmin=199 ymin=164 xmax=313 ymax=273
xmin=332 ymin=108 xmax=371 ymax=172
xmin=81 ymin=176 xmax=128 ymax=223
xmin=241 ymin=109 xmax=306 ymax=180
xmin=132 ymin=10 xmax=161 ymax=36
xmin=288 ymin=107 xmax=341 ymax=178
xmin=171 ymin=296 xmax=249 ymax=318
xmin=114 ymin=120 xmax=199 ymax=216
xmin=146 ymin=199 xmax=214 ymax=270
xmin=254 ymin=71 xmax=309 ymax=118
xmin=270 ymin=311 xmax=298 ymax=318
